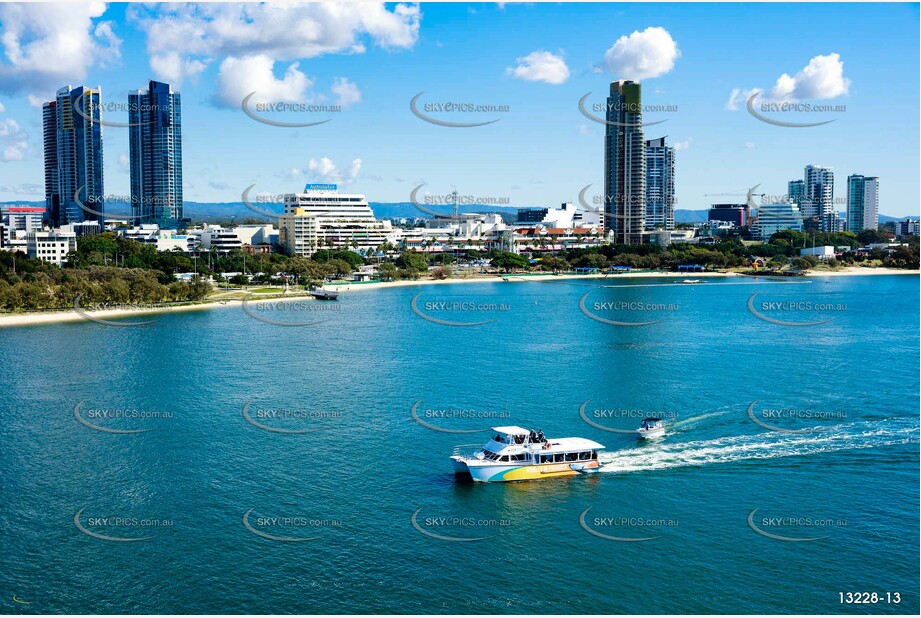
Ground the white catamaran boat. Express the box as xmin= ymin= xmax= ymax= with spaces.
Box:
xmin=451 ymin=426 xmax=605 ymax=483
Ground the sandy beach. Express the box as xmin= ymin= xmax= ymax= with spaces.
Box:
xmin=0 ymin=267 xmax=915 ymax=328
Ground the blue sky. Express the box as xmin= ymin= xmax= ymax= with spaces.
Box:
xmin=0 ymin=2 xmax=918 ymax=217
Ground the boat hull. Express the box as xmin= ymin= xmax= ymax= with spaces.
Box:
xmin=637 ymin=428 xmax=666 ymax=439
xmin=451 ymin=456 xmax=600 ymax=482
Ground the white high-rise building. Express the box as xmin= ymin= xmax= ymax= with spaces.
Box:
xmin=847 ymin=175 xmax=879 ymax=233
xmin=279 ymin=184 xmax=391 ymax=257
xmin=804 ymin=165 xmax=834 ymax=230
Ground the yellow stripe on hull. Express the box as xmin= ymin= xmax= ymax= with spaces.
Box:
xmin=464 ymin=460 xmax=600 ymax=482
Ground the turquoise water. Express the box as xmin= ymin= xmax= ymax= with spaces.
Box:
xmin=1 ymin=275 xmax=918 ymax=614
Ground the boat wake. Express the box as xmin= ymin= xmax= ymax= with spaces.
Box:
xmin=669 ymin=408 xmax=733 ymax=430
xmin=599 ymin=417 xmax=919 ymax=473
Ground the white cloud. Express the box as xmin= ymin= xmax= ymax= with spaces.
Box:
xmin=767 ymin=53 xmax=851 ymax=101
xmin=0 ymin=118 xmax=29 ymax=161
xmin=129 ymin=3 xmax=421 ymax=86
xmin=0 ymin=182 xmax=41 ymax=195
xmin=347 ymin=158 xmax=362 ymax=179
xmin=0 ymin=3 xmax=121 ymax=96
xmin=727 ymin=53 xmax=851 ymax=110
xmin=214 ymin=55 xmax=313 ymax=108
xmin=0 ymin=102 xmax=5 ymax=113
xmin=673 ymin=138 xmax=691 ymax=152
xmin=150 ymin=53 xmax=207 ymax=86
xmin=725 ymin=87 xmax=759 ymax=111
xmin=283 ymin=156 xmax=363 ymax=185
xmin=603 ymin=27 xmax=680 ymax=80
xmin=118 ymin=153 xmax=129 ymax=169
xmin=745 ymin=141 xmax=756 ymax=150
xmin=331 ymin=77 xmax=362 ymax=108
xmin=506 ymin=50 xmax=570 ymax=85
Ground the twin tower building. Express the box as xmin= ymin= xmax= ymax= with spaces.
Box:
xmin=603 ymin=80 xmax=676 ymax=245
xmin=42 ymin=81 xmax=183 ymax=230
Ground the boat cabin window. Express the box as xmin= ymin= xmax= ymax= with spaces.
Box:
xmin=579 ymin=451 xmax=591 ymax=460
xmin=499 ymin=455 xmax=510 ymax=462
xmin=591 ymin=450 xmax=598 ymax=459
xmin=511 ymin=453 xmax=528 ymax=462
xmin=565 ymin=452 xmax=578 ymax=462
xmin=540 ymin=454 xmax=552 ymax=464
xmin=553 ymin=453 xmax=564 ymax=463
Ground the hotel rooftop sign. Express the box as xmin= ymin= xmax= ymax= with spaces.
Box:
xmin=303 ymin=183 xmax=338 ymax=192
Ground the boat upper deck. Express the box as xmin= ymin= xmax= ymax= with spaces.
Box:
xmin=484 ymin=427 xmax=604 ymax=455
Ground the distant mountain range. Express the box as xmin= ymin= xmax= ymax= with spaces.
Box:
xmin=3 ymin=200 xmax=918 ymax=225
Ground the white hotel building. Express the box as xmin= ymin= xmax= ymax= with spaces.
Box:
xmin=278 ymin=184 xmax=392 ymax=257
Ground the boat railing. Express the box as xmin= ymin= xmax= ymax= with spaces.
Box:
xmin=452 ymin=444 xmax=484 ymax=459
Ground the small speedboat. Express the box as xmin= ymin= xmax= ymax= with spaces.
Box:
xmin=309 ymin=289 xmax=339 ymax=301
xmin=681 ymin=279 xmax=702 ymax=284
xmin=637 ymin=417 xmax=666 ymax=439
xmin=451 ymin=426 xmax=604 ymax=482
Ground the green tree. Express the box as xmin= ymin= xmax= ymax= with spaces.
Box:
xmin=396 ymin=250 xmax=428 ymax=271
xmin=490 ymin=252 xmax=530 ymax=272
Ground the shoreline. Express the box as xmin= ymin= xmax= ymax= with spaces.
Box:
xmin=0 ymin=267 xmax=916 ymax=328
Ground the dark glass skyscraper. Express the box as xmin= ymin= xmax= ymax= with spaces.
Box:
xmin=42 ymin=86 xmax=104 ymax=227
xmin=129 ymin=80 xmax=183 ymax=228
xmin=603 ymin=80 xmax=645 ymax=244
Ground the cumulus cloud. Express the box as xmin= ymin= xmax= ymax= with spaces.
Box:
xmin=150 ymin=52 xmax=207 ymax=86
xmin=214 ymin=55 xmax=313 ymax=108
xmin=767 ymin=53 xmax=851 ymax=101
xmin=331 ymin=77 xmax=362 ymax=108
xmin=0 ymin=3 xmax=121 ymax=96
xmin=129 ymin=3 xmax=421 ymax=86
xmin=727 ymin=53 xmax=851 ymax=110
xmin=673 ymin=138 xmax=691 ymax=152
xmin=603 ymin=27 xmax=680 ymax=80
xmin=0 ymin=118 xmax=30 ymax=161
xmin=118 ymin=153 xmax=129 ymax=169
xmin=283 ymin=157 xmax=363 ymax=185
xmin=506 ymin=50 xmax=570 ymax=85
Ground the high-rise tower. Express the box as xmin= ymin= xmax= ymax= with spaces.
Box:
xmin=603 ymin=80 xmax=645 ymax=244
xmin=129 ymin=80 xmax=183 ymax=227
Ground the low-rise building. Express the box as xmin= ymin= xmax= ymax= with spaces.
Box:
xmin=512 ymin=226 xmax=605 ymax=252
xmin=708 ymin=203 xmax=748 ymax=227
xmin=26 ymin=230 xmax=76 ymax=266
xmin=895 ymin=219 xmax=919 ymax=236
xmin=753 ymin=202 xmax=804 ymax=241
xmin=198 ymin=224 xmax=277 ymax=254
xmin=1 ymin=206 xmax=45 ymax=233
xmin=514 ymin=202 xmax=602 ymax=229
xmin=800 ymin=246 xmax=835 ymax=260
xmin=647 ymin=229 xmax=696 ymax=246
xmin=120 ymin=224 xmax=193 ymax=252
